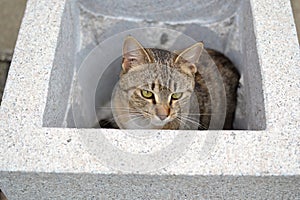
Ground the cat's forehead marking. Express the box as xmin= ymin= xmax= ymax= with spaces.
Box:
xmin=149 ymin=48 xmax=174 ymax=65
xmin=146 ymin=69 xmax=191 ymax=94
xmin=153 ymin=79 xmax=160 ymax=93
xmin=151 ymin=82 xmax=155 ymax=90
xmin=168 ymin=78 xmax=172 ymax=89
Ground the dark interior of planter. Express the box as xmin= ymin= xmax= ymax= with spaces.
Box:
xmin=43 ymin=0 xmax=266 ymax=130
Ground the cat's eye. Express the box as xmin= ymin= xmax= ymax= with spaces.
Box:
xmin=141 ymin=90 xmax=154 ymax=99
xmin=171 ymin=92 xmax=183 ymax=100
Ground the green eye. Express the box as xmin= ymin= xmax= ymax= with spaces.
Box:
xmin=171 ymin=92 xmax=183 ymax=100
xmin=141 ymin=90 xmax=153 ymax=99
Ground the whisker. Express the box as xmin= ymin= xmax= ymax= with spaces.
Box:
xmin=112 ymin=113 xmax=140 ymax=120
xmin=99 ymin=119 xmax=114 ymax=127
xmin=96 ymin=108 xmax=131 ymax=112
xmin=126 ymin=115 xmax=146 ymax=124
xmin=175 ymin=117 xmax=191 ymax=129
xmin=96 ymin=107 xmax=153 ymax=117
xmin=180 ymin=116 xmax=208 ymax=130
xmin=188 ymin=119 xmax=208 ymax=130
xmin=98 ymin=112 xmax=144 ymax=127
xmin=96 ymin=106 xmax=131 ymax=109
xmin=180 ymin=113 xmax=221 ymax=116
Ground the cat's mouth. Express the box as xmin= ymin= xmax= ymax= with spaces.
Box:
xmin=151 ymin=115 xmax=172 ymax=126
xmin=124 ymin=116 xmax=170 ymax=129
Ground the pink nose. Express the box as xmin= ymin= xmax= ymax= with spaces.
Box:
xmin=155 ymin=106 xmax=170 ymax=120
xmin=157 ymin=114 xmax=168 ymax=120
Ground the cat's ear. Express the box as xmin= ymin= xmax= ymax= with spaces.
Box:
xmin=122 ymin=36 xmax=152 ymax=72
xmin=174 ymin=42 xmax=204 ymax=74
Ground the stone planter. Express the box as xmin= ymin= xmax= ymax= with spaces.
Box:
xmin=0 ymin=0 xmax=299 ymax=199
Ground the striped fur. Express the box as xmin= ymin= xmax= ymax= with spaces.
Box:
xmin=108 ymin=37 xmax=240 ymax=130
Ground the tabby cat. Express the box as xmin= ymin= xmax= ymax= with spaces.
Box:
xmin=99 ymin=36 xmax=240 ymax=130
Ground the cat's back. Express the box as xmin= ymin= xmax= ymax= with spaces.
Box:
xmin=206 ymin=49 xmax=239 ymax=81
xmin=195 ymin=49 xmax=240 ymax=129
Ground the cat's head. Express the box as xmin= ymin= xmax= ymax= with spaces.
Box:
xmin=115 ymin=36 xmax=203 ymax=129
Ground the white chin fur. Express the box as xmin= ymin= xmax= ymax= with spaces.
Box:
xmin=121 ymin=116 xmax=170 ymax=129
xmin=151 ymin=117 xmax=169 ymax=126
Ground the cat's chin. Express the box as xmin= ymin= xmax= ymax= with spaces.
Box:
xmin=121 ymin=117 xmax=162 ymax=129
xmin=122 ymin=121 xmax=165 ymax=130
xmin=150 ymin=117 xmax=170 ymax=127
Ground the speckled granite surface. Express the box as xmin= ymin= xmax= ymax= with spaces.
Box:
xmin=1 ymin=172 xmax=300 ymax=199
xmin=0 ymin=0 xmax=299 ymax=199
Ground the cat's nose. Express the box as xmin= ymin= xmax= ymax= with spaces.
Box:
xmin=157 ymin=114 xmax=168 ymax=120
xmin=155 ymin=106 xmax=170 ymax=120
